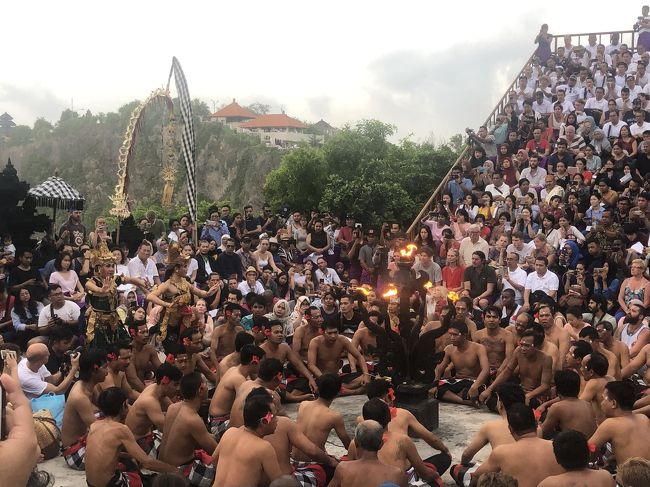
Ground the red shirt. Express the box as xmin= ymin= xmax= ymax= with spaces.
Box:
xmin=442 ymin=265 xmax=465 ymax=290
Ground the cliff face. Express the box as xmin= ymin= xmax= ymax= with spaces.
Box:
xmin=0 ymin=101 xmax=282 ymax=224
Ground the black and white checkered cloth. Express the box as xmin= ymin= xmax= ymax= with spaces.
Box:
xmin=167 ymin=57 xmax=197 ymax=224
xmin=27 ymin=176 xmax=84 ymax=210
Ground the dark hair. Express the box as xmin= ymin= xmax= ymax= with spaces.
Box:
xmin=12 ymin=288 xmax=40 ymax=325
xmin=553 ymin=430 xmax=589 ymax=470
xmin=555 ymin=370 xmax=581 ymax=398
xmin=571 ymin=340 xmax=592 ymax=361
xmin=258 ymin=358 xmax=284 ymax=382
xmin=234 ymin=331 xmax=254 ymax=352
xmin=240 ymin=345 xmax=265 ymax=365
xmin=53 ymin=251 xmax=73 ymax=272
xmin=586 ymin=352 xmax=609 ymax=377
xmin=367 ymin=379 xmax=392 ymax=400
xmin=107 ymin=340 xmax=132 ymax=359
xmin=605 ymin=381 xmax=636 ymax=410
xmin=97 ymin=387 xmax=127 ymax=417
xmin=362 ymin=398 xmax=391 ymax=428
xmin=449 ymin=320 xmax=469 ymax=336
xmin=155 ymin=362 xmax=183 ymax=385
xmin=495 ymin=383 xmax=525 ymax=409
xmin=79 ymin=349 xmax=107 ymax=381
xmin=50 ymin=325 xmax=74 ymax=343
xmin=227 ymin=289 xmax=243 ymax=301
xmin=506 ymin=403 xmax=536 ymax=435
xmin=243 ymin=387 xmax=273 ymax=428
xmin=578 ymin=327 xmax=599 ymax=341
xmin=317 ymin=373 xmax=343 ymax=401
xmin=179 ymin=372 xmax=203 ymax=400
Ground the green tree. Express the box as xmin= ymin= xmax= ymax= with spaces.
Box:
xmin=264 ymin=146 xmax=327 ymax=211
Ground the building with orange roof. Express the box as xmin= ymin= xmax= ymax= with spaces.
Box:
xmin=209 ymin=99 xmax=258 ymax=127
xmin=238 ymin=112 xmax=322 ymax=148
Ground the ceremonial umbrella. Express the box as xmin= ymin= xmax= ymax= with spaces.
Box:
xmin=27 ymin=174 xmax=85 ymax=235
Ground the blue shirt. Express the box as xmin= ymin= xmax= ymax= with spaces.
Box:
xmin=448 ymin=178 xmax=473 ymax=205
xmin=200 ymin=220 xmax=230 ymax=244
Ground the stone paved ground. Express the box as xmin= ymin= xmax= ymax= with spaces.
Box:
xmin=41 ymin=397 xmax=495 ymax=486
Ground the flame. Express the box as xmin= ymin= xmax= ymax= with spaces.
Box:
xmin=357 ymin=287 xmax=371 ymax=296
xmin=382 ymin=286 xmax=398 ymax=299
xmin=399 ymin=243 xmax=418 ymax=258
xmin=423 ymin=281 xmax=433 ymax=289
xmin=447 ymin=291 xmax=460 ymax=302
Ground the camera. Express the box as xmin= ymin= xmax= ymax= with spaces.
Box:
xmin=64 ymin=346 xmax=84 ymax=360
xmin=593 ymin=267 xmax=603 ymax=273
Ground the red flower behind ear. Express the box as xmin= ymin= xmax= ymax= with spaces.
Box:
xmin=129 ymin=329 xmax=136 ymax=338
xmin=533 ymin=408 xmax=542 ymax=422
xmin=182 ymin=337 xmax=191 ymax=346
xmin=388 ymin=388 xmax=396 ymax=401
xmin=107 ymin=352 xmax=117 ymax=361
xmin=165 ymin=354 xmax=175 ymax=364
xmin=252 ymin=326 xmax=260 ymax=334
xmin=276 ymin=372 xmax=283 ymax=382
xmin=262 ymin=411 xmax=273 ymax=424
xmin=264 ymin=328 xmax=272 ymax=337
xmin=161 ymin=376 xmax=170 ymax=385
xmin=588 ymin=442 xmax=597 ymax=453
xmin=319 ymin=329 xmax=324 ymax=335
xmin=389 ymin=406 xmax=397 ymax=419
xmin=199 ymin=382 xmax=206 ymax=393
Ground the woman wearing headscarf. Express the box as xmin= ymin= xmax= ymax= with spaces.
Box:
xmin=287 ymin=295 xmax=310 ymax=340
xmin=266 ymin=299 xmax=291 ymax=337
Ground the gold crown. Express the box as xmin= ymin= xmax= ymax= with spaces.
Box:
xmin=90 ymin=241 xmax=115 ymax=267
xmin=165 ymin=241 xmax=190 ymax=266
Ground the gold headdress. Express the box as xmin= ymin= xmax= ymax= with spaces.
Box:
xmin=165 ymin=240 xmax=190 ymax=266
xmin=90 ymin=241 xmax=115 ymax=267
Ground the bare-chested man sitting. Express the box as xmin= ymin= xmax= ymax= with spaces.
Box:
xmin=589 ymin=381 xmax=650 ymax=470
xmin=474 ymin=306 xmax=515 ymax=377
xmin=209 ymin=302 xmax=245 ymax=367
xmin=61 ymin=349 xmax=107 ymax=470
xmin=263 ymin=384 xmax=340 ymax=487
xmin=364 ymin=379 xmax=451 ymax=475
xmin=537 ymin=304 xmax=570 ymax=371
xmin=216 ymin=331 xmax=254 ymax=386
xmin=178 ymin=327 xmax=217 ymax=383
xmin=292 ymin=373 xmax=350 ymax=470
xmin=125 ymin=362 xmax=182 ymax=458
xmin=158 ymin=372 xmax=218 ymax=486
xmin=85 ymin=387 xmax=179 ymax=487
xmin=208 ymin=344 xmax=264 ymax=441
xmin=229 ymin=357 xmax=284 ymax=428
xmin=292 ymin=306 xmax=325 ymax=361
xmin=261 ymin=319 xmax=317 ymax=400
xmin=307 ymin=317 xmax=369 ymax=394
xmin=212 ymin=389 xmax=283 ymax=486
xmin=126 ymin=309 xmax=161 ymax=392
xmin=451 ymin=383 xmax=524 ymax=487
xmin=328 ymin=420 xmax=407 ymax=487
xmin=348 ymin=398 xmax=442 ymax=486
xmin=480 ymin=326 xmax=553 ymax=408
xmin=579 ymin=352 xmax=614 ymax=425
xmin=349 ymin=310 xmax=383 ymax=372
xmin=471 ymin=403 xmax=563 ymax=487
xmin=95 ymin=340 xmax=139 ymax=403
xmin=431 ymin=320 xmax=490 ymax=406
xmin=596 ymin=321 xmax=630 ymax=373
xmin=539 ymin=370 xmax=597 ymax=440
xmin=538 ymin=430 xmax=615 ymax=487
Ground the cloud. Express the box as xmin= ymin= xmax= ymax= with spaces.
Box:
xmin=361 ymin=18 xmax=541 ymax=140
xmin=0 ymin=83 xmax=68 ymax=125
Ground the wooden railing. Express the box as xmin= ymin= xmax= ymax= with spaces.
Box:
xmin=407 ymin=29 xmax=638 ymax=236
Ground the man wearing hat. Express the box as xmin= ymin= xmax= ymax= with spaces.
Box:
xmin=557 ymin=74 xmax=580 ymax=104
xmin=238 ymin=266 xmax=264 ymax=295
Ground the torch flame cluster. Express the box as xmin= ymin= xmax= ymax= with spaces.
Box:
xmin=399 ymin=243 xmax=418 ymax=259
xmin=382 ymin=286 xmax=398 ymax=299
xmin=447 ymin=291 xmax=460 ymax=302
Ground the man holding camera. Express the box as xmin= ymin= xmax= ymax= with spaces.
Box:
xmin=447 ymin=167 xmax=473 ymax=205
xmin=200 ymin=210 xmax=230 ymax=244
xmin=38 ymin=284 xmax=81 ymax=334
xmin=17 ymin=342 xmax=79 ymax=399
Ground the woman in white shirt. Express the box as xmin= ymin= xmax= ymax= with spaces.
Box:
xmin=182 ymin=244 xmax=198 ymax=283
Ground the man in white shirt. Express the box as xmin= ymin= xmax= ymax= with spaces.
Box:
xmin=501 ymin=252 xmax=528 ymax=305
xmin=506 ymin=232 xmax=535 ymax=268
xmin=314 ymin=256 xmax=341 ymax=287
xmin=522 ymin=257 xmax=559 ymax=312
xmin=520 ymin=155 xmax=547 ymax=191
xmin=585 ymin=34 xmax=598 ymax=59
xmin=38 ymin=284 xmax=81 ymax=330
xmin=585 ymin=87 xmax=609 ymax=112
xmin=638 ymin=61 xmax=650 ymax=89
xmin=630 ymin=109 xmax=650 ymax=137
xmin=624 ymin=75 xmax=643 ymax=101
xmin=516 ymin=76 xmax=533 ymax=105
xmin=532 ymin=90 xmax=553 ymax=117
xmin=458 ymin=225 xmax=490 ymax=268
xmin=237 ymin=267 xmax=265 ymax=295
xmin=126 ymin=240 xmax=160 ymax=292
xmin=17 ymin=343 xmax=79 ymax=400
xmin=540 ymin=175 xmax=565 ymax=204
xmin=556 ymin=75 xmax=580 ymax=104
xmin=605 ymin=33 xmax=621 ymax=58
xmin=555 ymin=89 xmax=575 ymax=114
xmin=602 ymin=110 xmax=628 ymax=139
xmin=484 ymin=172 xmax=511 ymax=202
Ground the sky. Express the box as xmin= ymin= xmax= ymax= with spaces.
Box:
xmin=1 ymin=1 xmax=640 ymax=141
